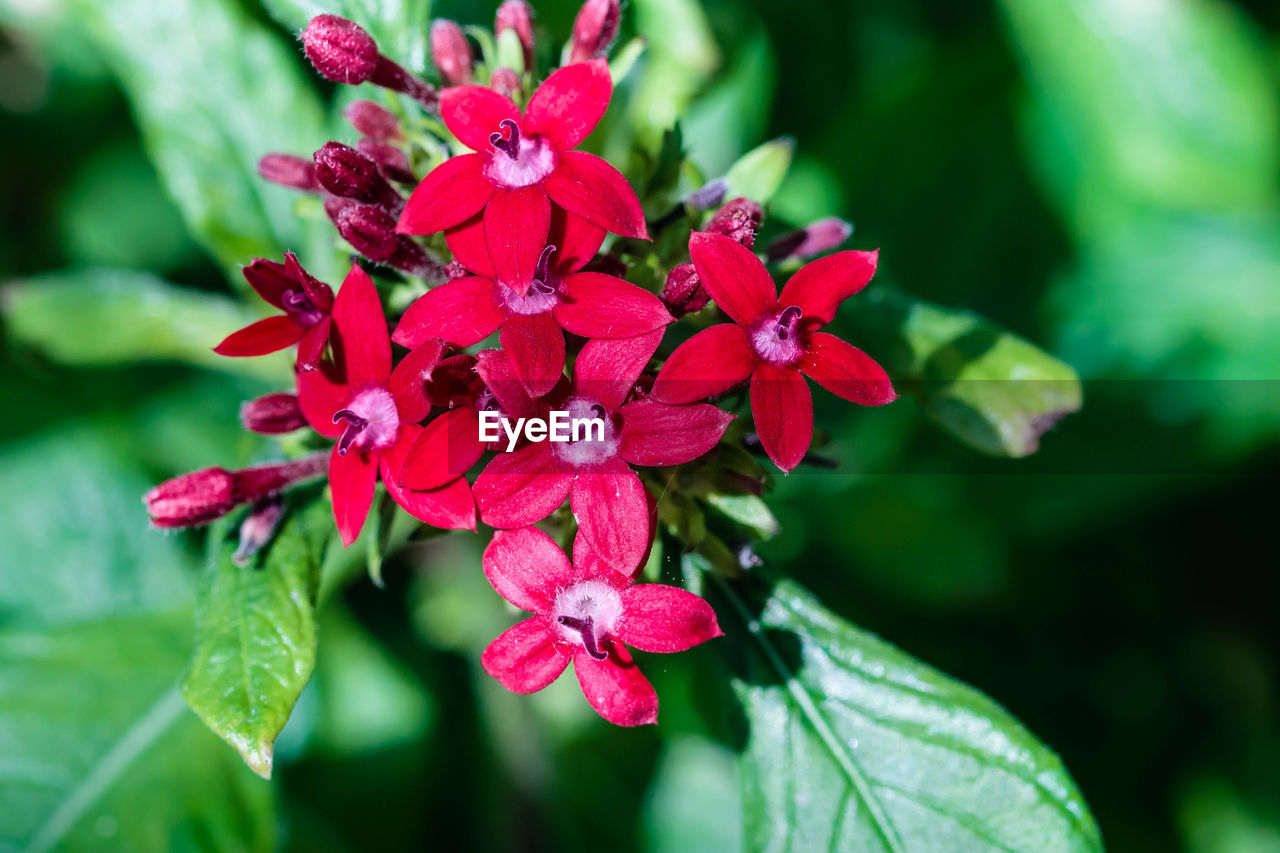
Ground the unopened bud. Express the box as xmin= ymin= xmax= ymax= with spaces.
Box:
xmin=233 ymin=498 xmax=286 ymax=567
xmin=145 ymin=467 xmax=238 ymax=528
xmin=569 ymin=0 xmax=620 ymax=63
xmin=443 ymin=259 xmax=470 ymax=281
xmin=685 ymin=178 xmax=728 ymax=211
xmin=706 ymin=197 xmax=763 ymax=248
xmin=495 ymin=1 xmax=535 ymax=69
xmin=661 ymin=263 xmax=709 ymax=317
xmin=336 ymin=203 xmax=400 ymax=262
xmin=241 ymin=392 xmax=307 ymax=435
xmin=324 ymin=194 xmax=357 ymax=224
xmin=489 ymin=67 xmax=522 ymax=100
xmin=766 ymin=217 xmax=853 ymax=263
xmin=430 ymin=20 xmax=473 ymax=86
xmin=356 ymin=139 xmax=414 ymax=184
xmin=314 ymin=142 xmax=401 ymax=207
xmin=301 ymin=14 xmax=379 ymax=84
xmin=258 ymin=154 xmax=319 ymax=192
xmin=344 ymin=100 xmax=402 ymax=142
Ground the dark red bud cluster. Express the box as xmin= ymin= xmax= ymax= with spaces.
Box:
xmin=145 ymin=455 xmax=326 ymax=529
xmin=314 ymin=141 xmax=403 ymax=208
xmin=301 ymin=15 xmax=438 ymax=108
xmin=241 ymin=392 xmax=307 ymax=435
xmin=257 ymin=154 xmax=319 ymax=192
xmin=705 ymin=197 xmax=763 ymax=248
xmin=343 ymin=100 xmax=402 ymax=142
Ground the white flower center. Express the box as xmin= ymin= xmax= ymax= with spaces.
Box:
xmin=553 ymin=579 xmax=624 ymax=660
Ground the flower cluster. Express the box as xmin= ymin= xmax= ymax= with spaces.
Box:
xmin=145 ymin=3 xmax=895 ymax=725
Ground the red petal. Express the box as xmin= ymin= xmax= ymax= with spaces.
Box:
xmin=330 ymin=442 xmax=378 ymax=547
xmin=483 ymin=526 xmax=578 ymax=613
xmin=500 ymin=313 xmax=565 ymax=398
xmin=475 ymin=349 xmax=540 ymax=420
xmin=549 ymin=206 xmax=605 ymax=273
xmin=617 ymin=400 xmax=733 ymax=467
xmin=574 ymin=644 xmax=658 ymax=726
xmin=574 ymin=328 xmax=664 ymax=411
xmin=295 ymin=316 xmax=331 ymax=371
xmin=484 ymin=186 xmax=551 ymax=293
xmin=777 ymin=249 xmax=879 ymax=327
xmin=444 ymin=213 xmax=494 ymax=277
xmin=650 ymin=324 xmax=756 ymax=405
xmin=689 ymin=232 xmax=776 ymax=326
xmin=296 ymin=365 xmax=349 ymax=438
xmin=440 ymin=85 xmax=522 ymax=153
xmin=617 ymin=585 xmax=723 ymax=653
xmin=397 ymin=153 xmax=492 ymax=234
xmin=214 ymin=316 xmax=305 ymax=357
xmin=330 ymin=263 xmax=391 ymax=386
xmin=555 ymin=273 xmax=673 ymax=339
xmin=241 ymin=257 xmax=293 ymax=309
xmin=523 ymin=59 xmax=611 ymax=151
xmin=482 ymin=617 xmax=572 ymax=693
xmin=474 ymin=442 xmax=572 ymax=528
xmin=570 ymin=457 xmax=649 ymax=577
xmin=544 ymin=151 xmax=648 ymax=240
xmin=750 ymin=362 xmax=812 ymax=473
xmin=400 ymin=407 xmax=484 ymax=490
xmin=799 ymin=331 xmax=897 ymax=406
xmin=392 ymin=276 xmax=503 ymax=349
xmin=380 ymin=426 xmax=477 ymax=530
xmin=388 ymin=338 xmax=447 ymax=424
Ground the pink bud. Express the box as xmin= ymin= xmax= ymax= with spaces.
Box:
xmin=489 ymin=67 xmax=521 ymax=100
xmin=234 ymin=456 xmax=328 ymax=500
xmin=661 ymin=262 xmax=709 ymax=317
xmin=356 ymin=139 xmax=414 ymax=184
xmin=233 ymin=498 xmax=287 ymax=567
xmin=301 ymin=15 xmax=379 ymax=84
xmin=765 ymin=217 xmax=853 ymax=263
xmin=313 ymin=141 xmax=401 ymax=206
xmin=241 ymin=392 xmax=307 ymax=435
xmin=343 ymin=100 xmax=402 ymax=142
xmin=336 ymin=203 xmax=400 ymax=262
xmin=257 ymin=154 xmax=319 ymax=192
xmin=145 ymin=467 xmax=238 ymax=528
xmin=495 ymin=1 xmax=535 ymax=69
xmin=430 ymin=19 xmax=473 ymax=86
xmin=569 ymin=0 xmax=620 ymax=63
xmin=706 ymin=197 xmax=763 ymax=248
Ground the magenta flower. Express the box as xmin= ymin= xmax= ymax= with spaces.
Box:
xmin=481 ymin=526 xmax=722 ymax=726
xmin=295 ymin=263 xmax=475 ymax=545
xmin=396 ymin=60 xmax=648 ymax=253
xmin=473 ymin=329 xmax=733 ymax=574
xmin=393 ymin=207 xmax=671 ymax=397
xmin=214 ymin=253 xmax=333 ymax=370
xmin=651 ymin=233 xmax=897 ymax=472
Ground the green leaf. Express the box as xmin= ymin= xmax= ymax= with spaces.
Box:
xmin=259 ymin=0 xmax=432 ymax=70
xmin=723 ymin=136 xmax=794 ymax=207
xmin=704 ymin=493 xmax=780 ymax=541
xmin=720 ymin=577 xmax=1102 ymax=852
xmin=2 ymin=268 xmax=286 ymax=381
xmin=66 ymin=0 xmax=329 ymax=281
xmin=182 ymin=486 xmax=332 ymax=779
xmin=845 ymin=285 xmax=1082 ymax=457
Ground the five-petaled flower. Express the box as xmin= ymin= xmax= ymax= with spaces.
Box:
xmin=214 ymin=252 xmax=334 ymax=370
xmin=481 ymin=526 xmax=722 ymax=726
xmin=473 ymin=328 xmax=734 ymax=575
xmin=394 ymin=207 xmax=672 ymax=397
xmin=652 ymin=233 xmax=896 ymax=472
xmin=296 ymin=263 xmax=476 ymax=545
xmin=396 ymin=59 xmax=648 ymax=263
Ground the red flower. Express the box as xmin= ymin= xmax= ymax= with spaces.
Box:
xmin=393 ymin=207 xmax=671 ymax=397
xmin=214 ymin=253 xmax=333 ymax=370
xmin=481 ymin=526 xmax=722 ymax=726
xmin=651 ymin=233 xmax=896 ymax=472
xmin=396 ymin=60 xmax=648 ymax=254
xmin=473 ymin=329 xmax=734 ymax=574
xmin=295 ymin=263 xmax=475 ymax=545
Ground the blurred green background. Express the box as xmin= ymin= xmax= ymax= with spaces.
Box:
xmin=2 ymin=0 xmax=1280 ymax=850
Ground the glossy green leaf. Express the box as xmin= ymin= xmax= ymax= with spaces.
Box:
xmin=260 ymin=0 xmax=432 ymax=70
xmin=723 ymin=136 xmax=794 ymax=207
xmin=845 ymin=286 xmax=1082 ymax=457
xmin=721 ymin=577 xmax=1102 ymax=852
xmin=182 ymin=486 xmax=332 ymax=779
xmin=2 ymin=268 xmax=285 ymax=381
xmin=704 ymin=493 xmax=780 ymax=540
xmin=627 ymin=0 xmax=720 ymax=150
xmin=66 ymin=0 xmax=329 ymax=281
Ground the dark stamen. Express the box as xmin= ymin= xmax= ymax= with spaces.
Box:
xmin=557 ymin=615 xmax=607 ymax=660
xmin=332 ymin=409 xmax=368 ymax=456
xmin=281 ymin=289 xmax=323 ymax=325
xmin=775 ymin=305 xmax=803 ymax=340
xmin=488 ymin=119 xmax=522 ymax=160
xmin=530 ymin=244 xmax=558 ymax=294
xmin=590 ymin=403 xmax=607 ymax=421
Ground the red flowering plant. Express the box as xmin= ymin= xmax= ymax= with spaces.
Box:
xmin=124 ymin=2 xmax=1092 ymax=847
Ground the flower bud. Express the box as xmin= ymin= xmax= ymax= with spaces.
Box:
xmin=569 ymin=0 xmax=620 ymax=63
xmin=495 ymin=1 xmax=535 ymax=69
xmin=336 ymin=203 xmax=400 ymax=262
xmin=661 ymin=262 xmax=709 ymax=317
xmin=706 ymin=197 xmax=763 ymax=248
xmin=145 ymin=467 xmax=238 ymax=528
xmin=301 ymin=14 xmax=379 ymax=84
xmin=343 ymin=100 xmax=402 ymax=142
xmin=233 ymin=498 xmax=286 ymax=567
xmin=765 ymin=217 xmax=853 ymax=263
xmin=257 ymin=154 xmax=319 ymax=192
xmin=489 ymin=66 xmax=522 ymax=101
xmin=324 ymin=194 xmax=357 ymax=224
xmin=313 ymin=142 xmax=401 ymax=207
xmin=430 ymin=19 xmax=473 ymax=86
xmin=241 ymin=392 xmax=307 ymax=435
xmin=684 ymin=177 xmax=728 ymax=211
xmin=356 ymin=139 xmax=414 ymax=185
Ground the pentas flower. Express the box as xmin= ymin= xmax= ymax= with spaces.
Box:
xmin=214 ymin=253 xmax=333 ymax=369
xmin=295 ymin=263 xmax=475 ymax=545
xmin=396 ymin=60 xmax=648 ymax=261
xmin=473 ymin=329 xmax=734 ymax=574
xmin=481 ymin=526 xmax=722 ymax=726
xmin=652 ymin=233 xmax=897 ymax=472
xmin=393 ymin=207 xmax=671 ymax=397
